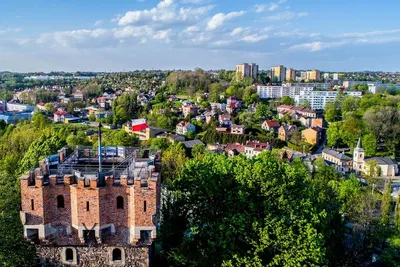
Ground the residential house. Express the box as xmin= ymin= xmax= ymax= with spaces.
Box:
xmin=302 ymin=127 xmax=321 ymax=145
xmin=224 ymin=143 xmax=245 ymax=157
xmin=226 ymin=96 xmax=242 ymax=114
xmin=231 ymin=125 xmax=245 ymax=135
xmin=176 ymin=121 xmax=196 ymax=136
xmin=36 ymin=102 xmax=46 ymax=111
xmin=72 ymin=90 xmax=84 ymax=101
xmin=278 ymin=125 xmax=298 ymax=141
xmin=311 ymin=118 xmax=324 ymax=128
xmin=210 ymin=103 xmax=227 ymax=112
xmin=219 ymin=114 xmax=232 ymax=128
xmin=244 ymin=141 xmax=272 ymax=158
xmin=322 ymin=149 xmax=353 ymax=174
xmin=262 ymin=120 xmax=280 ymax=132
xmin=353 ymin=138 xmax=398 ymax=177
xmin=204 ymin=111 xmax=216 ymax=124
xmin=182 ymin=105 xmax=199 ymax=117
xmin=125 ymin=119 xmax=165 ymax=141
xmin=53 ymin=110 xmax=68 ymax=123
xmin=277 ymin=105 xmax=318 ymax=119
xmin=156 ymin=133 xmax=185 ymax=143
xmin=181 ymin=140 xmax=205 ymax=150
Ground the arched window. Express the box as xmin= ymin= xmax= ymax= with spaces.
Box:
xmin=31 ymin=199 xmax=34 ymax=210
xmin=57 ymin=195 xmax=64 ymax=208
xmin=65 ymin=248 xmax=73 ymax=262
xmin=112 ymin=248 xmax=122 ymax=262
xmin=117 ymin=196 xmax=124 ymax=209
xmin=143 ymin=201 xmax=146 ymax=212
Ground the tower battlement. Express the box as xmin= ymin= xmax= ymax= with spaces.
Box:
xmin=20 ymin=145 xmax=162 ymax=266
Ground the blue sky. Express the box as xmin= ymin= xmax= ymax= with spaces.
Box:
xmin=1 ymin=0 xmax=400 ymax=72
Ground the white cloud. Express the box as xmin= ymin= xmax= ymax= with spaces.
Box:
xmin=331 ymin=29 xmax=400 ymax=38
xmin=206 ymin=11 xmax=246 ymax=31
xmin=181 ymin=0 xmax=207 ymax=3
xmin=184 ymin=25 xmax=200 ymax=33
xmin=118 ymin=0 xmax=213 ymax=26
xmin=278 ymin=0 xmax=287 ymax=3
xmin=231 ymin=27 xmax=249 ymax=36
xmin=36 ymin=29 xmax=116 ymax=48
xmin=265 ymin=11 xmax=308 ymax=21
xmin=213 ymin=40 xmax=232 ymax=46
xmin=94 ymin=20 xmax=104 ymax=26
xmin=241 ymin=34 xmax=269 ymax=43
xmin=289 ymin=41 xmax=346 ymax=51
xmin=0 ymin=28 xmax=22 ymax=34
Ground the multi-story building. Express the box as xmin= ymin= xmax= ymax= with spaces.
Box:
xmin=306 ymin=70 xmax=321 ymax=81
xmin=323 ymin=73 xmax=330 ymax=80
xmin=271 ymin=65 xmax=286 ymax=82
xmin=333 ymin=73 xmax=339 ymax=81
xmin=20 ymin=143 xmax=161 ymax=266
xmin=294 ymin=90 xmax=362 ymax=110
xmin=285 ymin=68 xmax=296 ymax=82
xmin=256 ymin=85 xmax=313 ymax=99
xmin=6 ymin=102 xmax=35 ymax=112
xmin=300 ymin=71 xmax=307 ymax=80
xmin=322 ymin=148 xmax=353 ymax=174
xmin=236 ymin=63 xmax=258 ymax=80
xmin=289 ymin=83 xmax=331 ymax=90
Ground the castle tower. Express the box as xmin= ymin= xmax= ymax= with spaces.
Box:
xmin=353 ymin=137 xmax=365 ymax=173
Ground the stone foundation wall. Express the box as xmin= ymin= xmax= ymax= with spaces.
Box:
xmin=36 ymin=245 xmax=151 ymax=267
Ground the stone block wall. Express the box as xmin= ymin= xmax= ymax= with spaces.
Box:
xmin=36 ymin=245 xmax=151 ymax=267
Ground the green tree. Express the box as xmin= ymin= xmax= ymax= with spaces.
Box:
xmin=66 ymin=131 xmax=91 ymax=149
xmin=31 ymin=113 xmax=51 ymax=129
xmin=381 ymin=179 xmax=393 ymax=225
xmin=150 ymin=138 xmax=170 ymax=150
xmin=326 ymin=121 xmax=343 ymax=147
xmin=395 ymin=194 xmax=400 ymax=231
xmin=362 ymin=134 xmax=377 ymax=156
xmin=280 ymin=96 xmax=295 ymax=106
xmin=159 ymin=153 xmax=328 ymax=266
xmin=290 ymin=128 xmax=302 ymax=145
xmin=44 ymin=102 xmax=55 ymax=113
xmin=255 ymin=103 xmax=272 ymax=120
xmin=191 ymin=144 xmax=205 ymax=158
xmin=341 ymin=116 xmax=361 ymax=149
xmin=112 ymin=130 xmax=139 ymax=146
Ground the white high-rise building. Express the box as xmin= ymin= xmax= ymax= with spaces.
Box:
xmin=333 ymin=73 xmax=339 ymax=81
xmin=294 ymin=90 xmax=362 ymax=110
xmin=257 ymin=85 xmax=313 ymax=99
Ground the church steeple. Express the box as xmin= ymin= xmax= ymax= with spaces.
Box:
xmin=355 ymin=137 xmax=364 ymax=152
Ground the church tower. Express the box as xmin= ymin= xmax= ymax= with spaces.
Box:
xmin=353 ymin=137 xmax=365 ymax=173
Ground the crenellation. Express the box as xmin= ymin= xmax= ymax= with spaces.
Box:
xmin=20 ymin=146 xmax=161 ymax=266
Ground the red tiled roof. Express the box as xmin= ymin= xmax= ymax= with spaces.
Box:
xmin=225 ymin=143 xmax=245 ymax=154
xmin=54 ymin=111 xmax=68 ymax=116
xmin=37 ymin=102 xmax=45 ymax=106
xmin=263 ymin=120 xmax=280 ymax=128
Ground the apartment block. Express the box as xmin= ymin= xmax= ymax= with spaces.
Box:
xmin=256 ymin=85 xmax=313 ymax=99
xmin=271 ymin=65 xmax=286 ymax=82
xmin=236 ymin=63 xmax=259 ymax=80
xmin=285 ymin=68 xmax=296 ymax=82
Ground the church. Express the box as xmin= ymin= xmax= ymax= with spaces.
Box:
xmin=353 ymin=138 xmax=398 ymax=177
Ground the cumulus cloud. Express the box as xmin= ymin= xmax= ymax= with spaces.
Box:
xmin=93 ymin=20 xmax=104 ymax=26
xmin=330 ymin=29 xmax=400 ymax=38
xmin=254 ymin=3 xmax=279 ymax=13
xmin=118 ymin=0 xmax=213 ymax=26
xmin=265 ymin=11 xmax=308 ymax=21
xmin=0 ymin=28 xmax=23 ymax=34
xmin=241 ymin=34 xmax=269 ymax=43
xmin=206 ymin=11 xmax=246 ymax=31
xmin=231 ymin=27 xmax=249 ymax=36
xmin=289 ymin=41 xmax=346 ymax=52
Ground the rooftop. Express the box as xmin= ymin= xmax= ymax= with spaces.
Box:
xmin=25 ymin=146 xmax=161 ymax=187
